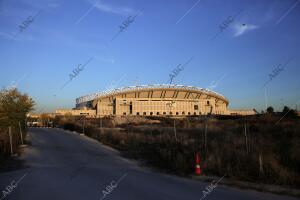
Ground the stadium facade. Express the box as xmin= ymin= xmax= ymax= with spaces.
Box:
xmin=55 ymin=84 xmax=256 ymax=117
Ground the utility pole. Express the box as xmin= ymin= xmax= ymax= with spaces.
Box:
xmin=264 ymin=88 xmax=268 ymax=110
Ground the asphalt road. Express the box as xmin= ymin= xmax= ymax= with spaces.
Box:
xmin=0 ymin=128 xmax=298 ymax=200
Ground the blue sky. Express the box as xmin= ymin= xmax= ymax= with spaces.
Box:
xmin=0 ymin=0 xmax=299 ymax=113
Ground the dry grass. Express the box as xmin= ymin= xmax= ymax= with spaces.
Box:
xmin=56 ymin=115 xmax=300 ymax=188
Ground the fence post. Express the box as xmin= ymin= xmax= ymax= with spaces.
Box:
xmin=99 ymin=115 xmax=102 ymax=135
xmin=244 ymin=124 xmax=249 ymax=154
xmin=204 ymin=123 xmax=207 ymax=158
xmin=19 ymin=121 xmax=24 ymax=145
xmin=83 ymin=116 xmax=85 ymax=134
xmin=259 ymin=151 xmax=264 ymax=175
xmin=173 ymin=119 xmax=177 ymax=142
xmin=9 ymin=126 xmax=13 ymax=155
xmin=100 ymin=115 xmax=102 ymax=128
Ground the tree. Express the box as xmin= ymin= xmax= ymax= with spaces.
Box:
xmin=0 ymin=88 xmax=35 ymax=156
xmin=0 ymin=88 xmax=35 ymax=127
xmin=282 ymin=106 xmax=290 ymax=114
xmin=282 ymin=106 xmax=297 ymax=118
xmin=266 ymin=106 xmax=274 ymax=114
xmin=40 ymin=113 xmax=50 ymax=127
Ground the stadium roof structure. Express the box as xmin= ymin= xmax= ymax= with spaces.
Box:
xmin=76 ymin=84 xmax=229 ymax=106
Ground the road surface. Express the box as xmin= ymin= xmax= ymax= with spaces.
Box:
xmin=0 ymin=128 xmax=298 ymax=200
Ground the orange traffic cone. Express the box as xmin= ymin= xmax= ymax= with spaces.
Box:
xmin=195 ymin=153 xmax=201 ymax=175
